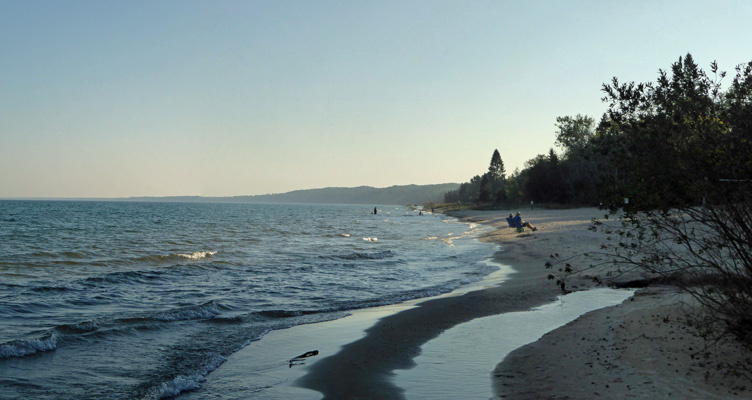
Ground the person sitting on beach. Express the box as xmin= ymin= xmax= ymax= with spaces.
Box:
xmin=513 ymin=212 xmax=537 ymax=231
xmin=506 ymin=214 xmax=516 ymax=228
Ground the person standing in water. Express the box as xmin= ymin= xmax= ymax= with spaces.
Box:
xmin=373 ymin=207 xmax=377 ymax=215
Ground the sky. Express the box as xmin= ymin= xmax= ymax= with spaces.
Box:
xmin=1 ymin=0 xmax=750 ymax=198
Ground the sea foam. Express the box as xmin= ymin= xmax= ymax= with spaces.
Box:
xmin=0 ymin=334 xmax=58 ymax=359
xmin=151 ymin=302 xmax=223 ymax=322
xmin=153 ymin=353 xmax=227 ymax=399
xmin=175 ymin=251 xmax=217 ymax=260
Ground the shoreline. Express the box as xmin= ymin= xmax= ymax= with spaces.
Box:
xmin=296 ymin=207 xmax=751 ymax=399
xmin=494 ymin=285 xmax=750 ymax=399
xmin=449 ymin=208 xmax=750 ymax=399
xmin=295 ymin=256 xmax=563 ymax=399
xmin=294 ymin=208 xmax=596 ymax=399
xmin=394 ymin=287 xmax=635 ymax=399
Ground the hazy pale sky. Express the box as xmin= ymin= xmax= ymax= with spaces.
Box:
xmin=2 ymin=1 xmax=750 ymax=198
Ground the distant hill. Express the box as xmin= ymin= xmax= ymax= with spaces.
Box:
xmin=126 ymin=183 xmax=459 ymax=205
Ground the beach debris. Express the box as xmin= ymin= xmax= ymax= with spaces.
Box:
xmin=289 ymin=350 xmax=319 ymax=367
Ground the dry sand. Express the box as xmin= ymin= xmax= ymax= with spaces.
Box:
xmin=298 ymin=207 xmax=751 ymax=399
xmin=458 ymin=208 xmax=751 ymax=399
xmin=494 ymin=287 xmax=750 ymax=399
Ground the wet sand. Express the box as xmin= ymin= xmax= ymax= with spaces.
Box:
xmin=295 ymin=208 xmax=593 ymax=399
xmin=295 ymin=260 xmax=562 ymax=399
xmin=297 ymin=207 xmax=751 ymax=399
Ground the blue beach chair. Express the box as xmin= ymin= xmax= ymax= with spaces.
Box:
xmin=511 ymin=215 xmax=525 ymax=233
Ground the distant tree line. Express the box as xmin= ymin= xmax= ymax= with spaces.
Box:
xmin=444 ymin=113 xmax=601 ymax=207
xmin=445 ymin=53 xmax=752 ymax=212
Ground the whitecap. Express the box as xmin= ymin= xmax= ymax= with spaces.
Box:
xmin=441 ymin=238 xmax=455 ymax=247
xmin=151 ymin=302 xmax=222 ymax=322
xmin=154 ymin=353 xmax=227 ymax=399
xmin=175 ymin=251 xmax=217 ymax=260
xmin=0 ymin=334 xmax=58 ymax=359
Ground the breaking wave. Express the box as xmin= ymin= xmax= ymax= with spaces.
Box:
xmin=174 ymin=251 xmax=217 ymax=260
xmin=150 ymin=302 xmax=224 ymax=322
xmin=131 ymin=251 xmax=218 ymax=264
xmin=0 ymin=334 xmax=58 ymax=359
xmin=144 ymin=353 xmax=228 ymax=400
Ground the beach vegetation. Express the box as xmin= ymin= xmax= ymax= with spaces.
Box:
xmin=545 ymin=54 xmax=752 ymax=378
xmin=553 ymin=114 xmax=603 ymax=204
xmin=445 ymin=149 xmax=510 ymax=206
xmin=601 ymin=55 xmax=752 ymax=344
xmin=488 ymin=149 xmax=506 ymax=182
xmin=441 ymin=51 xmax=752 ymax=381
xmin=444 ymin=120 xmax=606 ymax=207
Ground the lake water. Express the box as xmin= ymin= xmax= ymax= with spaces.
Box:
xmin=0 ymin=201 xmax=498 ymax=399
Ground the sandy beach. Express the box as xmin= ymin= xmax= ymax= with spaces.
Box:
xmin=296 ymin=207 xmax=751 ymax=399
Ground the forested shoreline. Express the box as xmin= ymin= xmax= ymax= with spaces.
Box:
xmin=444 ymin=53 xmax=752 ymax=212
xmin=445 ymin=53 xmax=752 ymax=368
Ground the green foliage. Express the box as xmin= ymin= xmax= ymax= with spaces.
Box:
xmin=448 ymin=54 xmax=752 ymax=370
xmin=444 ymin=174 xmax=484 ymax=204
xmin=596 ymin=54 xmax=752 ymax=212
xmin=488 ymin=149 xmax=506 ymax=181
xmin=554 ymin=114 xmax=602 ymax=203
xmin=445 ymin=149 xmax=509 ymax=205
xmin=555 ymin=114 xmax=596 ymax=157
xmin=544 ymin=55 xmax=752 ymax=376
xmin=446 ymin=53 xmax=752 ymax=213
xmin=523 ymin=149 xmax=569 ymax=203
xmin=504 ymin=168 xmax=525 ymax=204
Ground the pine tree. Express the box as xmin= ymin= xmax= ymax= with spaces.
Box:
xmin=488 ymin=149 xmax=506 ymax=181
xmin=488 ymin=149 xmax=507 ymax=204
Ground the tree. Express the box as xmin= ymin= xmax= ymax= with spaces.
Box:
xmin=550 ymin=55 xmax=752 ymax=372
xmin=597 ymin=53 xmax=726 ymax=211
xmin=523 ymin=154 xmax=551 ymax=202
xmin=504 ymin=168 xmax=525 ymax=203
xmin=522 ymin=150 xmax=568 ymax=204
xmin=478 ymin=174 xmax=492 ymax=203
xmin=446 ymin=175 xmax=485 ymax=204
xmin=554 ymin=115 xmax=602 ymax=204
xmin=487 ymin=149 xmax=507 ymax=203
xmin=555 ymin=114 xmax=595 ymax=158
xmin=443 ymin=150 xmax=510 ymax=206
xmin=488 ymin=149 xmax=506 ymax=181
